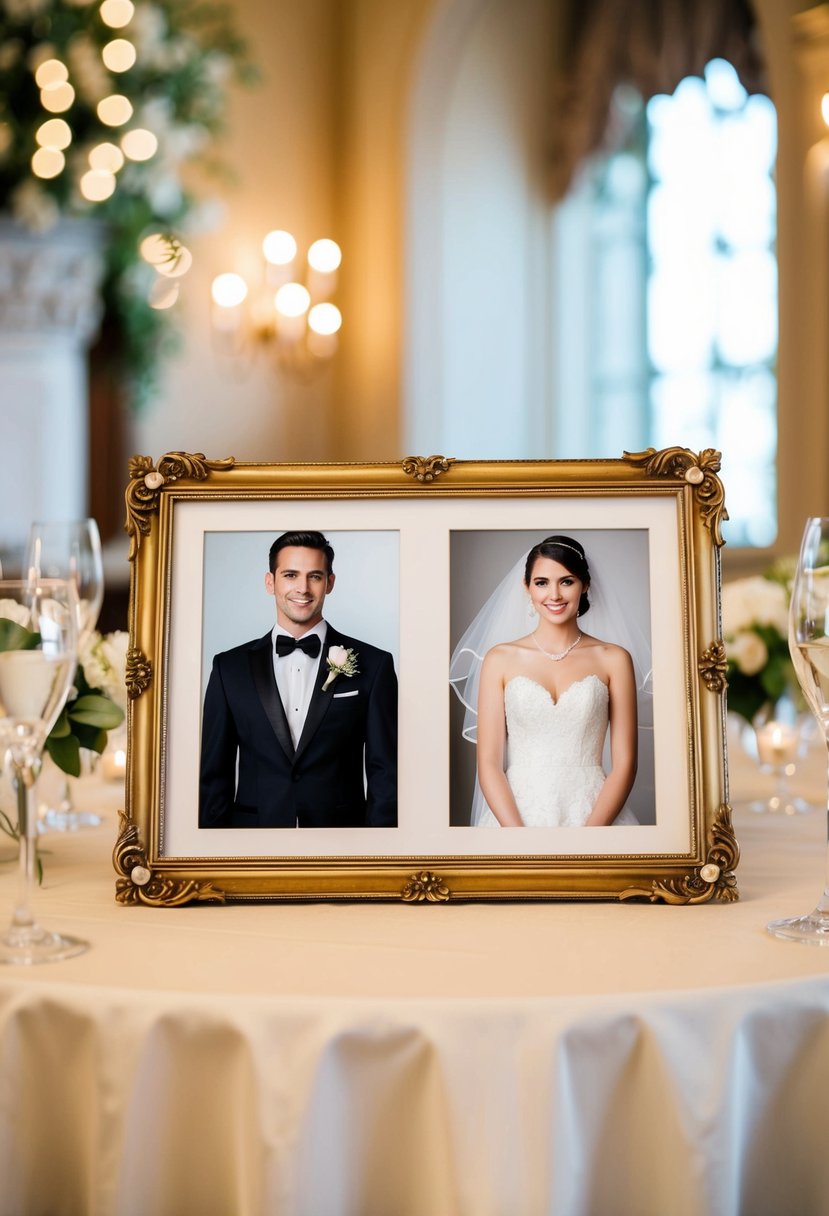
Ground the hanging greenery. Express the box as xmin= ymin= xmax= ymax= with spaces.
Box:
xmin=0 ymin=0 xmax=256 ymax=408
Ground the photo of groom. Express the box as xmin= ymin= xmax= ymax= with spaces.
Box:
xmin=199 ymin=530 xmax=398 ymax=829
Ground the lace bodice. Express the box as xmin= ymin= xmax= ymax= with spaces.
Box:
xmin=504 ymin=674 xmax=609 ymax=771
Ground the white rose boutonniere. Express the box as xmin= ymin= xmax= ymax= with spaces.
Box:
xmin=322 ymin=645 xmax=359 ymax=691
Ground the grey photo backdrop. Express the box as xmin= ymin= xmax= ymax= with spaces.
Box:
xmin=201 ymin=530 xmax=400 ymax=697
xmin=449 ymin=529 xmax=655 ymax=827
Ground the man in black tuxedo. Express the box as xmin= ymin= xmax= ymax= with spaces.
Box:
xmin=199 ymin=531 xmax=397 ymax=828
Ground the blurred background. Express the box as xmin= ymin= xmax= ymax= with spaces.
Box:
xmin=1 ymin=0 xmax=827 ymax=629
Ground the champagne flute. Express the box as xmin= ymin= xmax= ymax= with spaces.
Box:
xmin=768 ymin=516 xmax=829 ymax=943
xmin=27 ymin=519 xmax=103 ymax=645
xmin=0 ymin=578 xmax=88 ymax=963
xmin=26 ymin=519 xmax=104 ymax=830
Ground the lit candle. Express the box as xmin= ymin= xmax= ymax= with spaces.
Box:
xmin=101 ymin=747 xmax=127 ymax=782
xmin=755 ymin=721 xmax=798 ymax=767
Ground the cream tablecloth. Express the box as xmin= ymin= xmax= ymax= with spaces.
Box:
xmin=1 ymin=746 xmax=829 ymax=1216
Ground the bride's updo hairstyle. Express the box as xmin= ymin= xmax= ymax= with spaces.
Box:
xmin=524 ymin=535 xmax=591 ymax=617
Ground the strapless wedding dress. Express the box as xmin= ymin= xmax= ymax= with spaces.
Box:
xmin=477 ymin=674 xmax=639 ymax=827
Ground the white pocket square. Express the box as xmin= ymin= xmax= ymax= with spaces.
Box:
xmin=332 ymin=689 xmax=359 ymax=698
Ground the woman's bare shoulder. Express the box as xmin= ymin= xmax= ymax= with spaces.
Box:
xmin=579 ymin=635 xmax=633 ymax=669
xmin=483 ymin=638 xmax=534 ymax=666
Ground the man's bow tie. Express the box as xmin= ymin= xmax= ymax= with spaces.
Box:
xmin=275 ymin=634 xmax=321 ymax=659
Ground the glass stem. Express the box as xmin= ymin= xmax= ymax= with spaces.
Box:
xmin=12 ymin=764 xmax=38 ymax=932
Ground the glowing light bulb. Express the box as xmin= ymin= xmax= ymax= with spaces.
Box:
xmin=89 ymin=141 xmax=124 ymax=173
xmin=155 ymin=244 xmax=193 ymax=278
xmin=100 ymin=0 xmax=135 ymax=28
xmin=31 ymin=147 xmax=65 ymax=179
xmin=212 ymin=273 xmax=248 ymax=308
xmin=823 ymin=92 xmax=829 ymax=128
xmin=36 ymin=119 xmax=72 ymax=150
xmin=102 ymin=39 xmax=137 ymax=73
xmin=41 ymin=82 xmax=75 ymax=113
xmin=307 ymin=239 xmax=341 ymax=274
xmin=308 ymin=302 xmax=342 ymax=336
xmin=263 ymin=230 xmax=297 ymax=266
xmin=274 ymin=282 xmax=310 ymax=317
xmin=35 ymin=59 xmax=68 ymax=89
xmin=121 ymin=128 xmax=157 ymax=161
xmin=80 ymin=169 xmax=116 ymax=201
xmin=97 ymin=95 xmax=133 ymax=127
xmin=139 ymin=233 xmax=172 ymax=265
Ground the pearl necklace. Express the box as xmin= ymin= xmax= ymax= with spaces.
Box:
xmin=531 ymin=630 xmax=582 ymax=662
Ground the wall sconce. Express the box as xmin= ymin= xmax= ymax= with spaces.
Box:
xmin=210 ymin=230 xmax=342 ymax=376
xmin=823 ymin=92 xmax=829 ymax=127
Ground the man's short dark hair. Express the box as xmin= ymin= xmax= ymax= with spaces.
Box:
xmin=269 ymin=531 xmax=335 ymax=575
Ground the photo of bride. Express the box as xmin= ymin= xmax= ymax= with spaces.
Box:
xmin=449 ymin=530 xmax=655 ymax=828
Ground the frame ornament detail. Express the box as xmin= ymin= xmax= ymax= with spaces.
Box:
xmin=401 ymin=871 xmax=451 ymax=902
xmin=125 ymin=646 xmax=153 ymax=699
xmin=113 ymin=811 xmax=225 ymax=906
xmin=125 ymin=451 xmax=235 ymax=558
xmin=699 ymin=641 xmax=728 ymax=693
xmin=401 ymin=455 xmax=454 ymax=483
xmin=620 ymin=806 xmax=740 ymax=905
xmin=624 ymin=446 xmax=728 ymax=546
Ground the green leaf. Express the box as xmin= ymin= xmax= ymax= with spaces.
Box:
xmin=0 ymin=620 xmax=40 ymax=651
xmin=68 ymin=694 xmax=125 ymax=730
xmin=72 ymin=724 xmax=108 ymax=755
xmin=48 ymin=709 xmax=72 ymax=739
xmin=45 ymin=732 xmax=81 ymax=778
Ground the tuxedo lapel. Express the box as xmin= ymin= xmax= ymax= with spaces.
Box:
xmin=249 ymin=635 xmax=294 ymax=760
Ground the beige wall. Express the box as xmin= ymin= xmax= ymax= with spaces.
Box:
xmin=129 ymin=0 xmax=829 ymax=557
xmin=131 ymin=0 xmax=434 ymax=466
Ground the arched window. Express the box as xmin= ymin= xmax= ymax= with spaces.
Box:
xmin=554 ymin=60 xmax=777 ymax=546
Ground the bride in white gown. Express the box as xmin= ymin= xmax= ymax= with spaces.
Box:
xmin=450 ymin=535 xmax=643 ymax=827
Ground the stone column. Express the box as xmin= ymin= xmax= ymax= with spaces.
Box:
xmin=0 ymin=218 xmax=105 ymax=566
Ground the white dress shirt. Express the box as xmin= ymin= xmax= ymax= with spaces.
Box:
xmin=272 ymin=621 xmax=328 ymax=748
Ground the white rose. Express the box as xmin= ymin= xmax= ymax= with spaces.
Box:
xmin=99 ymin=631 xmax=129 ymax=711
xmin=729 ymin=631 xmax=768 ymax=676
xmin=328 ymin=645 xmax=349 ymax=668
xmin=722 ymin=576 xmax=788 ymax=638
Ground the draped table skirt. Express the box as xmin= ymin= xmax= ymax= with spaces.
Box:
xmin=1 ymin=748 xmax=828 ymax=1215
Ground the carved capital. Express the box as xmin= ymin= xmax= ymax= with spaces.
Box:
xmin=0 ymin=218 xmax=104 ymax=345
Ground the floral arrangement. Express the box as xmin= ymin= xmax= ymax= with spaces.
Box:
xmin=722 ymin=561 xmax=796 ymax=723
xmin=46 ymin=628 xmax=127 ymax=774
xmin=0 ymin=0 xmax=254 ymax=407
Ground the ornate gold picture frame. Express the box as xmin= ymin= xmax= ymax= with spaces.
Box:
xmin=115 ymin=448 xmax=737 ymax=906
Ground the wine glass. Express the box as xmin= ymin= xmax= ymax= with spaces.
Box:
xmin=26 ymin=519 xmax=104 ymax=831
xmin=768 ymin=516 xmax=829 ymax=943
xmin=0 ymin=578 xmax=88 ymax=963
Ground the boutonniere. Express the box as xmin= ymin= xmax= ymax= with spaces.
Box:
xmin=322 ymin=645 xmax=359 ymax=691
